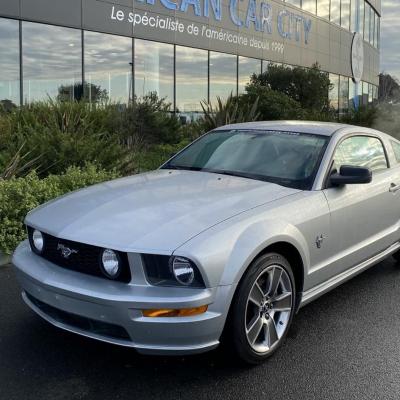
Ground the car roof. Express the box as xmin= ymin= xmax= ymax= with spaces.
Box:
xmin=213 ymin=121 xmax=363 ymax=137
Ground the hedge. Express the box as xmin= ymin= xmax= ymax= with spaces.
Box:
xmin=0 ymin=164 xmax=119 ymax=255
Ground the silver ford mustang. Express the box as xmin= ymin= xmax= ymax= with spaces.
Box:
xmin=13 ymin=121 xmax=400 ymax=364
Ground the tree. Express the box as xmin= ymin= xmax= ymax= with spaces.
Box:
xmin=57 ymin=82 xmax=109 ymax=103
xmin=379 ymin=73 xmax=400 ymax=103
xmin=0 ymin=99 xmax=17 ymax=112
xmin=248 ymin=63 xmax=332 ymax=113
xmin=240 ymin=86 xmax=303 ymax=121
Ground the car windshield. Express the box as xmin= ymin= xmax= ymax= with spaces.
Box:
xmin=163 ymin=130 xmax=329 ymax=190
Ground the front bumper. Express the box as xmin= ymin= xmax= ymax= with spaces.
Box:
xmin=13 ymin=241 xmax=234 ymax=355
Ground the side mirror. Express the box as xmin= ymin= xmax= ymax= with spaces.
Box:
xmin=330 ymin=165 xmax=372 ymax=186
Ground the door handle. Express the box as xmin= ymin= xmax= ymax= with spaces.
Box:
xmin=389 ymin=183 xmax=400 ymax=193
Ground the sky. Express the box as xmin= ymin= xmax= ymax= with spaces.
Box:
xmin=380 ymin=0 xmax=400 ymax=78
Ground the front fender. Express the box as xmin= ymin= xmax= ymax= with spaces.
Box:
xmin=219 ymin=219 xmax=309 ymax=286
xmin=174 ymin=215 xmax=309 ymax=288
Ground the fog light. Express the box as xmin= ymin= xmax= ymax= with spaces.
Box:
xmin=32 ymin=230 xmax=44 ymax=253
xmin=101 ymin=249 xmax=121 ymax=278
xmin=172 ymin=256 xmax=195 ymax=286
xmin=142 ymin=305 xmax=208 ymax=318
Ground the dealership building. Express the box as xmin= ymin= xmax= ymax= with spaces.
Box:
xmin=0 ymin=0 xmax=380 ymax=116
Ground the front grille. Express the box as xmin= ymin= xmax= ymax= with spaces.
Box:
xmin=26 ymin=292 xmax=131 ymax=341
xmin=28 ymin=227 xmax=131 ymax=283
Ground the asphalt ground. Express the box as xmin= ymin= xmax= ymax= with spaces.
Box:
xmin=1 ymin=259 xmax=400 ymax=400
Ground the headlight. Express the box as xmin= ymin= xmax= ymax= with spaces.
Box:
xmin=172 ymin=256 xmax=195 ymax=286
xmin=101 ymin=249 xmax=121 ymax=279
xmin=31 ymin=229 xmax=44 ymax=254
xmin=141 ymin=254 xmax=205 ymax=288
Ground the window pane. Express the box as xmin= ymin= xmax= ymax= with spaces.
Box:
xmin=349 ymin=79 xmax=356 ymax=109
xmin=341 ymin=0 xmax=350 ymax=30
xmin=317 ymin=0 xmax=330 ymax=19
xmin=362 ymin=81 xmax=369 ymax=105
xmin=285 ymin=0 xmax=301 ymax=8
xmin=339 ymin=76 xmax=349 ymax=113
xmin=357 ymin=80 xmax=363 ymax=105
xmin=238 ymin=57 xmax=261 ymax=93
xmin=368 ymin=83 xmax=373 ymax=104
xmin=329 ymin=74 xmax=339 ymax=110
xmin=209 ymin=52 xmax=237 ymax=105
xmin=359 ymin=0 xmax=364 ymax=37
xmin=364 ymin=2 xmax=370 ymax=41
xmin=302 ymin=0 xmax=316 ymax=14
xmin=369 ymin=7 xmax=374 ymax=45
xmin=22 ymin=22 xmax=81 ymax=103
xmin=350 ymin=0 xmax=357 ymax=32
xmin=376 ymin=16 xmax=380 ymax=49
xmin=176 ymin=46 xmax=208 ymax=114
xmin=373 ymin=85 xmax=378 ymax=102
xmin=334 ymin=136 xmax=388 ymax=172
xmin=85 ymin=31 xmax=131 ymax=104
xmin=0 ymin=18 xmax=20 ymax=107
xmin=134 ymin=39 xmax=174 ymax=105
xmin=330 ymin=0 xmax=341 ymax=25
xmin=391 ymin=141 xmax=400 ymax=164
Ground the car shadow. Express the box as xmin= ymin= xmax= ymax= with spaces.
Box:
xmin=3 ymin=258 xmax=400 ymax=399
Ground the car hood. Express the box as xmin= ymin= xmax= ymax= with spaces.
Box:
xmin=26 ymin=170 xmax=300 ymax=253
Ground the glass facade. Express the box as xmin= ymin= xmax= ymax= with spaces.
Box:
xmin=22 ymin=22 xmax=82 ymax=103
xmin=0 ymin=18 xmax=19 ymax=107
xmin=238 ymin=57 xmax=261 ymax=93
xmin=85 ymin=31 xmax=132 ymax=104
xmin=285 ymin=0 xmax=301 ymax=8
xmin=330 ymin=0 xmax=341 ymax=26
xmin=317 ymin=0 xmax=330 ymax=19
xmin=341 ymin=0 xmax=350 ymax=30
xmin=176 ymin=46 xmax=208 ymax=113
xmin=339 ymin=76 xmax=349 ymax=113
xmin=209 ymin=52 xmax=237 ymax=104
xmin=329 ymin=74 xmax=339 ymax=111
xmin=135 ymin=39 xmax=174 ymax=104
xmin=302 ymin=0 xmax=317 ymax=15
xmin=0 ymin=0 xmax=381 ymax=114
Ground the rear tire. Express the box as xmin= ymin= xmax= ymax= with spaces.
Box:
xmin=226 ymin=252 xmax=296 ymax=365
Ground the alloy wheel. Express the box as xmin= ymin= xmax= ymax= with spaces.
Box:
xmin=245 ymin=264 xmax=293 ymax=353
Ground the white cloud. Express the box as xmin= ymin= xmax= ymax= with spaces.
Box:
xmin=380 ymin=0 xmax=400 ymax=78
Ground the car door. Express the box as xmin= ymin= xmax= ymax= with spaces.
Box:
xmin=322 ymin=134 xmax=400 ymax=277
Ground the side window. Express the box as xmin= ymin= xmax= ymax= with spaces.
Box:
xmin=333 ymin=136 xmax=388 ymax=173
xmin=391 ymin=140 xmax=400 ymax=163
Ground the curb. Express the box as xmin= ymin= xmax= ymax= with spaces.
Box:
xmin=0 ymin=251 xmax=11 ymax=267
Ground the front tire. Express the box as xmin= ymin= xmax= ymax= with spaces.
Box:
xmin=227 ymin=252 xmax=296 ymax=364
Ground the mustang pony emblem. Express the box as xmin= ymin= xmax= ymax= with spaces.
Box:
xmin=57 ymin=243 xmax=78 ymax=259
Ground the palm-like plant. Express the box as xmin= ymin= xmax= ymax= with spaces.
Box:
xmin=1 ymin=143 xmax=41 ymax=180
xmin=200 ymin=93 xmax=260 ymax=131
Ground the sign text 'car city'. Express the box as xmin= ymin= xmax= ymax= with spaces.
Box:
xmin=110 ymin=0 xmax=312 ymax=51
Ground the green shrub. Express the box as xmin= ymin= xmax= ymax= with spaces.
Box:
xmin=0 ymin=101 xmax=129 ymax=177
xmin=0 ymin=164 xmax=119 ymax=255
xmin=134 ymin=140 xmax=191 ymax=172
xmin=240 ymin=86 xmax=303 ymax=120
xmin=111 ymin=93 xmax=183 ymax=147
xmin=340 ymin=105 xmax=378 ymax=128
xmin=200 ymin=94 xmax=260 ymax=131
xmin=249 ymin=63 xmax=332 ymax=113
xmin=0 ymin=95 xmax=184 ymax=178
